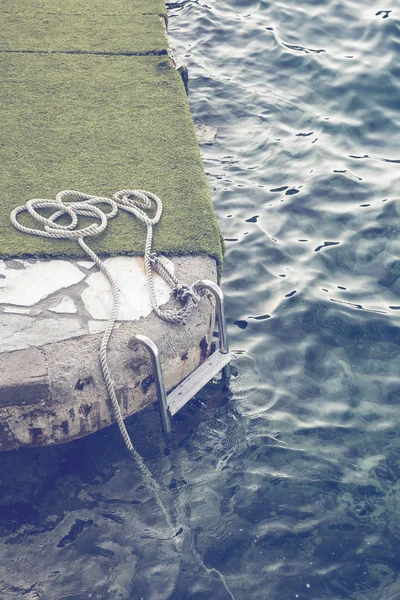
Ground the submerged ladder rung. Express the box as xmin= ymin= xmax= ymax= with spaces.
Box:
xmin=167 ymin=350 xmax=232 ymax=416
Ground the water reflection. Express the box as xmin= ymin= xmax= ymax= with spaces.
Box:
xmin=166 ymin=0 xmax=400 ymax=597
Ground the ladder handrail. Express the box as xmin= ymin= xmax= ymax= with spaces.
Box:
xmin=133 ymin=334 xmax=171 ymax=434
xmin=194 ymin=280 xmax=229 ymax=354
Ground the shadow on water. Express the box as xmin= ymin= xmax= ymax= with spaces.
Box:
xmin=0 ymin=409 xmax=180 ymax=599
xmin=0 ymin=380 xmax=237 ymax=600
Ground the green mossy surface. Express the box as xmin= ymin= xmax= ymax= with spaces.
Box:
xmin=2 ymin=0 xmax=167 ymax=17
xmin=0 ymin=53 xmax=223 ymax=268
xmin=1 ymin=0 xmax=168 ymax=54
xmin=1 ymin=14 xmax=168 ymax=54
xmin=0 ymin=0 xmax=223 ymax=269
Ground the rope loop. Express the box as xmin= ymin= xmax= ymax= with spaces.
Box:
xmin=11 ymin=191 xmax=118 ymax=240
xmin=113 ymin=189 xmax=162 ymax=226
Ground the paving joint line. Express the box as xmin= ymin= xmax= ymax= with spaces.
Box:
xmin=0 ymin=49 xmax=168 ymax=56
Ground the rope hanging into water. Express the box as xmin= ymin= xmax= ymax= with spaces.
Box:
xmin=10 ymin=190 xmax=200 ymax=456
xmin=10 ymin=189 xmax=235 ymax=599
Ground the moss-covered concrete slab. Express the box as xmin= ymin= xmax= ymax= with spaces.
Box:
xmin=1 ymin=0 xmax=167 ymax=17
xmin=1 ymin=14 xmax=168 ymax=54
xmin=0 ymin=0 xmax=227 ymax=452
xmin=1 ymin=0 xmax=168 ymax=53
xmin=0 ymin=53 xmax=223 ymax=266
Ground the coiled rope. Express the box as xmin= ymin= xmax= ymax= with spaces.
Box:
xmin=10 ymin=190 xmax=235 ymax=599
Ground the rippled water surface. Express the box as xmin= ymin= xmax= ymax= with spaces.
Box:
xmin=1 ymin=1 xmax=400 ymax=599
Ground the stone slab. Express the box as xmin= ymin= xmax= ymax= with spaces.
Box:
xmin=49 ymin=296 xmax=78 ymax=314
xmin=0 ymin=259 xmax=85 ymax=306
xmin=0 ymin=313 xmax=88 ymax=354
xmin=1 ymin=14 xmax=168 ymax=54
xmin=1 ymin=0 xmax=167 ymax=16
xmin=0 ymin=256 xmax=175 ymax=353
xmin=81 ymin=256 xmax=173 ymax=321
xmin=0 ymin=347 xmax=49 ymax=407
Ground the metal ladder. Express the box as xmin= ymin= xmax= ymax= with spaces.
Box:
xmin=132 ymin=280 xmax=231 ymax=434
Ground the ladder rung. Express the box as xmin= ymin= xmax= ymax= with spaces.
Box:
xmin=167 ymin=350 xmax=232 ymax=416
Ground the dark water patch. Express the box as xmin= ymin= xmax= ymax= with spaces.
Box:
xmin=270 ymin=186 xmax=288 ymax=192
xmin=375 ymin=10 xmax=392 ymax=19
xmin=349 ymin=154 xmax=400 ymax=164
xmin=233 ymin=319 xmax=248 ymax=329
xmin=315 ymin=241 xmax=340 ymax=252
xmin=57 ymin=519 xmax=94 ymax=548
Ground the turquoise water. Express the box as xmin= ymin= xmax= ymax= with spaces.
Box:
xmin=1 ymin=1 xmax=400 ymax=598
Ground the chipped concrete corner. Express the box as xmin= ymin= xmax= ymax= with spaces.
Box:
xmin=0 ymin=256 xmax=217 ymax=451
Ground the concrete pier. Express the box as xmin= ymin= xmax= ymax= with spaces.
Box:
xmin=0 ymin=0 xmax=224 ymax=449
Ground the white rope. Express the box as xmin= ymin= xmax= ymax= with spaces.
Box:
xmin=10 ymin=190 xmax=235 ymax=599
xmin=10 ymin=189 xmax=199 ymax=457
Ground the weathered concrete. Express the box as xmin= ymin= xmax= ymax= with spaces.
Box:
xmin=0 ymin=256 xmax=217 ymax=450
xmin=0 ymin=348 xmax=48 ymax=408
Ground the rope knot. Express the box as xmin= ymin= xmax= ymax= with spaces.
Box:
xmin=174 ymin=283 xmax=201 ymax=306
xmin=147 ymin=252 xmax=158 ymax=265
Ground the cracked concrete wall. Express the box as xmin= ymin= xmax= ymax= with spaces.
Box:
xmin=0 ymin=256 xmax=217 ymax=450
